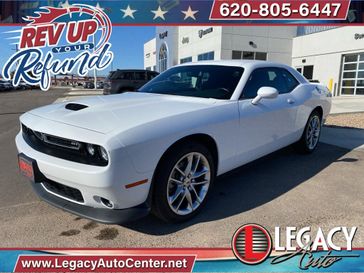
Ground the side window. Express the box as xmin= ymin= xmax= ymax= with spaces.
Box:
xmin=241 ymin=68 xmax=299 ymax=99
xmin=116 ymin=72 xmax=124 ymax=80
xmin=242 ymin=68 xmax=271 ymax=99
xmin=135 ymin=72 xmax=146 ymax=81
xmin=117 ymin=72 xmax=133 ymax=80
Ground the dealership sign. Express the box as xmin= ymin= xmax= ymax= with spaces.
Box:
xmin=198 ymin=27 xmax=213 ymax=38
xmin=2 ymin=3 xmax=114 ymax=91
xmin=355 ymin=33 xmax=364 ymax=40
xmin=232 ymin=224 xmax=359 ymax=269
xmin=159 ymin=31 xmax=168 ymax=39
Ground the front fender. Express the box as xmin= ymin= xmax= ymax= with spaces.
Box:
xmin=116 ymin=102 xmax=239 ymax=175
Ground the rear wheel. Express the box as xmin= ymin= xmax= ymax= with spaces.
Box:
xmin=152 ymin=142 xmax=215 ymax=223
xmin=295 ymin=111 xmax=322 ymax=153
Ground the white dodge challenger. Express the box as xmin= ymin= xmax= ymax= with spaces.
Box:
xmin=16 ymin=61 xmax=331 ymax=223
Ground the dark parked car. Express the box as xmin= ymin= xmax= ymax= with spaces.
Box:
xmin=17 ymin=81 xmax=31 ymax=90
xmin=96 ymin=81 xmax=104 ymax=89
xmin=84 ymin=81 xmax=95 ymax=89
xmin=103 ymin=69 xmax=159 ymax=95
xmin=0 ymin=80 xmax=12 ymax=91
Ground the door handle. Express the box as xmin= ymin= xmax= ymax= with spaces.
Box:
xmin=287 ymin=98 xmax=295 ymax=104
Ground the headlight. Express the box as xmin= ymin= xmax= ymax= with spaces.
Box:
xmin=86 ymin=144 xmax=96 ymax=156
xmin=99 ymin=147 xmax=109 ymax=162
xmin=86 ymin=144 xmax=108 ymax=163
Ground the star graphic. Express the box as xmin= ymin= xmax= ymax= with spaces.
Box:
xmin=121 ymin=5 xmax=137 ymax=19
xmin=95 ymin=2 xmax=104 ymax=11
xmin=60 ymin=0 xmax=73 ymax=18
xmin=92 ymin=2 xmax=105 ymax=18
xmin=151 ymin=6 xmax=168 ymax=20
xmin=181 ymin=6 xmax=198 ymax=20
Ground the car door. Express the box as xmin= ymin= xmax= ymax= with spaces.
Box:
xmin=236 ymin=67 xmax=300 ymax=165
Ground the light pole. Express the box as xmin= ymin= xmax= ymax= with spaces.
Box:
xmin=92 ymin=34 xmax=97 ymax=89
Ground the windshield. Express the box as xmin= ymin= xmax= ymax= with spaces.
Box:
xmin=138 ymin=65 xmax=244 ymax=99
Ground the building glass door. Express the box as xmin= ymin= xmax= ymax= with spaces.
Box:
xmin=340 ymin=53 xmax=364 ymax=96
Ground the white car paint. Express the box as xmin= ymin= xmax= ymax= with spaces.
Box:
xmin=16 ymin=60 xmax=331 ymax=218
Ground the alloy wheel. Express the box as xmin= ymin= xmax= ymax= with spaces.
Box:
xmin=167 ymin=152 xmax=211 ymax=216
xmin=306 ymin=115 xmax=321 ymax=150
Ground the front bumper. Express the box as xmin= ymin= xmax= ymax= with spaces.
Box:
xmin=32 ymin=182 xmax=150 ymax=224
xmin=15 ymin=123 xmax=153 ymax=210
xmin=19 ymin=152 xmax=150 ymax=224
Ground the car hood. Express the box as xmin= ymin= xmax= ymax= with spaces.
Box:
xmin=28 ymin=92 xmax=217 ymax=134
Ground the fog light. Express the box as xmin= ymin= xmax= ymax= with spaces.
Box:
xmin=99 ymin=147 xmax=109 ymax=162
xmin=100 ymin=197 xmax=114 ymax=209
xmin=86 ymin=144 xmax=95 ymax=156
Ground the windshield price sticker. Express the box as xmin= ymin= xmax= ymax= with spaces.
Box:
xmin=210 ymin=0 xmax=350 ymax=20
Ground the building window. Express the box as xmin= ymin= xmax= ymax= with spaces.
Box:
xmin=198 ymin=51 xmax=214 ymax=61
xmin=232 ymin=51 xmax=267 ymax=61
xmin=159 ymin=43 xmax=168 ymax=72
xmin=232 ymin=51 xmax=241 ymax=60
xmin=340 ymin=53 xmax=364 ymax=96
xmin=303 ymin=65 xmax=314 ymax=80
xmin=296 ymin=65 xmax=314 ymax=80
xmin=255 ymin=52 xmax=268 ymax=61
xmin=146 ymin=67 xmax=151 ymax=71
xmin=180 ymin=57 xmax=192 ymax=64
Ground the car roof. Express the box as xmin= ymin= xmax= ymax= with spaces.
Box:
xmin=115 ymin=69 xmax=156 ymax=72
xmin=176 ymin=60 xmax=308 ymax=84
xmin=177 ymin=60 xmax=291 ymax=69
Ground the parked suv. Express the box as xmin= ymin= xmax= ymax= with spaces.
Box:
xmin=103 ymin=69 xmax=159 ymax=95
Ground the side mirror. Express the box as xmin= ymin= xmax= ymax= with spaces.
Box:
xmin=252 ymin=87 xmax=279 ymax=105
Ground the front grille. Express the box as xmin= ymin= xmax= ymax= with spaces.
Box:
xmin=21 ymin=124 xmax=107 ymax=166
xmin=42 ymin=180 xmax=84 ymax=203
xmin=43 ymin=133 xmax=81 ymax=150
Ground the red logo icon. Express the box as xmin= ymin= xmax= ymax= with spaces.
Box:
xmin=232 ymin=224 xmax=272 ymax=265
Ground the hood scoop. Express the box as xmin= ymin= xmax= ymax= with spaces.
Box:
xmin=65 ymin=103 xmax=89 ymax=111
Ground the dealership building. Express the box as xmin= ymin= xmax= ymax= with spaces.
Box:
xmin=144 ymin=26 xmax=364 ymax=97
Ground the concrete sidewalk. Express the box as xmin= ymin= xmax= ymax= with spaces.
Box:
xmin=330 ymin=96 xmax=364 ymax=114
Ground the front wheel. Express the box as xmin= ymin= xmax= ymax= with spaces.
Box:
xmin=295 ymin=111 xmax=322 ymax=154
xmin=152 ymin=142 xmax=215 ymax=223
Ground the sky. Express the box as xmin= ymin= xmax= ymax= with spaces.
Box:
xmin=0 ymin=26 xmax=156 ymax=76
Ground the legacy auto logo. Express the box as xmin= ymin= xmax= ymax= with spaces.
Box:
xmin=2 ymin=3 xmax=114 ymax=91
xmin=232 ymin=224 xmax=272 ymax=265
xmin=232 ymin=224 xmax=359 ymax=269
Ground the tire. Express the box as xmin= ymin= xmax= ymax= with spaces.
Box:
xmin=295 ymin=110 xmax=322 ymax=154
xmin=151 ymin=142 xmax=216 ymax=223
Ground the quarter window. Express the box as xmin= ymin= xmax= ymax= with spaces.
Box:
xmin=147 ymin=72 xmax=158 ymax=80
xmin=242 ymin=68 xmax=299 ymax=99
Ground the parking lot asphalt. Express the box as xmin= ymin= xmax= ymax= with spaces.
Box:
xmin=0 ymin=89 xmax=363 ymax=248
